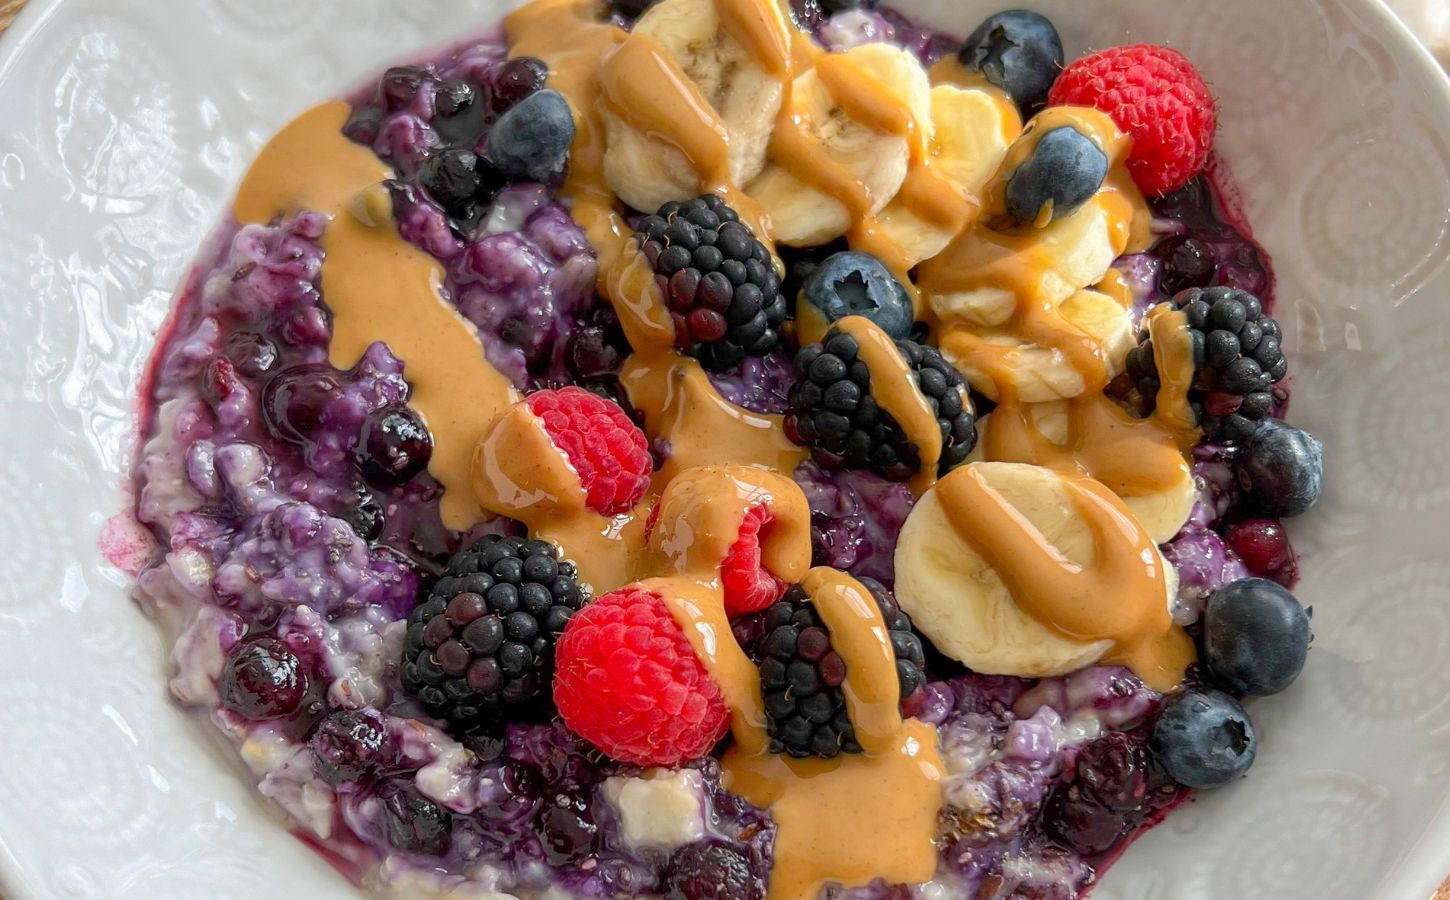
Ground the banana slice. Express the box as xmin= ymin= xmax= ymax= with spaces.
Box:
xmin=894 ymin=462 xmax=1179 ymax=678
xmin=874 ymin=85 xmax=1020 ymax=267
xmin=1060 ymin=289 xmax=1133 ymax=376
xmin=602 ymin=0 xmax=786 ymax=213
xmin=925 ymin=194 xmax=1120 ymax=328
xmin=747 ymin=43 xmax=930 ymax=246
xmin=940 ymin=289 xmax=1133 ymax=403
xmin=967 ymin=407 xmax=1198 ymax=544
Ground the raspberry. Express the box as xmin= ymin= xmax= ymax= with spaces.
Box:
xmin=554 ymin=586 xmax=730 ymax=767
xmin=1048 ymin=44 xmax=1217 ymax=196
xmin=721 ymin=504 xmax=786 ymax=616
xmin=526 ymin=387 xmax=652 ymax=516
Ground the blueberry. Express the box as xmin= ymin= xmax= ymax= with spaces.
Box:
xmin=487 ymin=89 xmax=575 ymax=183
xmin=262 ymin=365 xmax=344 ymax=445
xmin=376 ymin=779 xmax=453 ymax=856
xmin=1203 ymin=577 xmax=1311 ymax=696
xmin=310 ymin=707 xmax=387 ymax=786
xmin=417 ymin=148 xmax=484 ymax=218
xmin=223 ymin=330 xmax=280 ymax=379
xmin=343 ymin=484 xmax=386 ymax=542
xmin=535 ymin=791 xmax=598 ymax=863
xmin=957 ymin=10 xmax=1064 ymax=115
xmin=1154 ymin=235 xmax=1218 ymax=295
xmin=1237 ymin=419 xmax=1324 ymax=517
xmin=358 ymin=406 xmax=433 ymax=486
xmin=800 ymin=251 xmax=913 ymax=339
xmin=219 ymin=636 xmax=308 ymax=720
xmin=1041 ymin=788 xmax=1130 ymax=856
xmin=666 ymin=841 xmax=762 ymax=900
xmin=1150 ymin=689 xmax=1257 ymax=789
xmin=490 ymin=57 xmax=549 ymax=112
xmin=1004 ymin=126 xmax=1108 ymax=226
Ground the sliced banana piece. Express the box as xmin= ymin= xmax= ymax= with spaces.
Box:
xmin=894 ymin=462 xmax=1179 ymax=679
xmin=940 ymin=289 xmax=1132 ymax=403
xmin=1121 ymin=462 xmax=1198 ymax=544
xmin=925 ymin=195 xmax=1119 ymax=328
xmin=602 ymin=0 xmax=785 ymax=213
xmin=874 ymin=85 xmax=1020 ymax=267
xmin=966 ymin=407 xmax=1198 ymax=544
xmin=747 ymin=43 xmax=929 ymax=246
xmin=1060 ymin=289 xmax=1133 ymax=376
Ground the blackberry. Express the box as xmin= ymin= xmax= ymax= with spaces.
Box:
xmin=784 ymin=327 xmax=977 ymax=481
xmin=1125 ymin=286 xmax=1286 ymax=443
xmin=400 ymin=535 xmax=589 ymax=731
xmin=756 ymin=577 xmax=926 ymax=759
xmin=636 ymin=194 xmax=787 ymax=371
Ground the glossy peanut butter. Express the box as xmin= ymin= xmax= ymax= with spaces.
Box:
xmin=234 ymin=101 xmax=518 ymax=530
xmin=831 ymin=316 xmax=943 ymax=497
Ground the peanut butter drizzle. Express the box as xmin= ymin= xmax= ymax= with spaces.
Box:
xmin=935 ymin=465 xmax=1194 ymax=690
xmin=234 ymin=101 xmax=516 ymax=530
xmin=797 ymin=568 xmax=902 ymax=754
xmin=722 ymin=718 xmax=943 ymax=899
xmin=832 ymin=316 xmax=943 ymax=497
xmin=645 ymin=466 xmax=811 ymax=582
xmin=600 ymin=35 xmax=734 ymax=187
xmin=1096 ymin=267 xmax=1135 ymax=309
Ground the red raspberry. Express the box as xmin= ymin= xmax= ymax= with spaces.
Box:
xmin=1048 ymin=44 xmax=1217 ymax=196
xmin=721 ymin=504 xmax=786 ymax=616
xmin=526 ymin=387 xmax=652 ymax=516
xmin=554 ymin=585 xmax=729 ymax=767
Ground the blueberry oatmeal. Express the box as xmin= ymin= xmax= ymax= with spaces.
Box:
xmin=128 ymin=1 xmax=1325 ymax=897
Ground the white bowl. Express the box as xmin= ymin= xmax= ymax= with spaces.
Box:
xmin=0 ymin=0 xmax=1447 ymax=897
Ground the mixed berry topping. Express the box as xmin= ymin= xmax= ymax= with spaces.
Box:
xmin=553 ymin=586 xmax=731 ymax=767
xmin=401 ymin=535 xmax=589 ymax=729
xmin=636 ymin=194 xmax=788 ymax=371
xmin=755 ymin=577 xmax=925 ymax=759
xmin=785 ymin=326 xmax=977 ymax=481
xmin=1049 ymin=43 xmax=1217 ymax=195
xmin=1126 ymin=286 xmax=1287 ymax=443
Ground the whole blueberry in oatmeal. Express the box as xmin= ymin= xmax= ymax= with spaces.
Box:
xmin=129 ymin=2 xmax=1320 ymax=897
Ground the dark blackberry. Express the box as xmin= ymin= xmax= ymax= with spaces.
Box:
xmin=1125 ymin=286 xmax=1286 ymax=443
xmin=756 ymin=577 xmax=926 ymax=759
xmin=636 ymin=194 xmax=787 ymax=372
xmin=400 ymin=535 xmax=589 ymax=731
xmin=784 ymin=327 xmax=977 ymax=481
